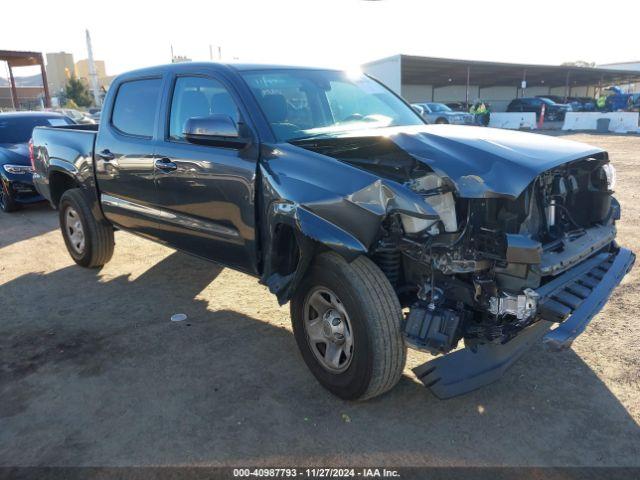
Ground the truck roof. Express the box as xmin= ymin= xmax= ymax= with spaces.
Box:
xmin=113 ymin=61 xmax=343 ymax=80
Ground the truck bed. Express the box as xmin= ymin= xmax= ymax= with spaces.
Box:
xmin=31 ymin=124 xmax=99 ymax=205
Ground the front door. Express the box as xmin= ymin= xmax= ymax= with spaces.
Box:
xmin=95 ymin=76 xmax=164 ymax=233
xmin=152 ymin=74 xmax=259 ymax=274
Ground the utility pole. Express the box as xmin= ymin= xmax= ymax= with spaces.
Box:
xmin=85 ymin=29 xmax=102 ymax=107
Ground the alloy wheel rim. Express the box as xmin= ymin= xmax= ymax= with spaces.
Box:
xmin=303 ymin=287 xmax=354 ymax=373
xmin=65 ymin=207 xmax=85 ymax=254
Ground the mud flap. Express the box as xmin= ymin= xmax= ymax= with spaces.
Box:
xmin=413 ymin=320 xmax=552 ymax=399
xmin=414 ymin=247 xmax=635 ymax=399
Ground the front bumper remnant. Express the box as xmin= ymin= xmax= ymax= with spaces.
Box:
xmin=413 ymin=247 xmax=635 ymax=399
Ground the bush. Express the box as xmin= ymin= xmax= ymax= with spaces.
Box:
xmin=65 ymin=76 xmax=93 ymax=107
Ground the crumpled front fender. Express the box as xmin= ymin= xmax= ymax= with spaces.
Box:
xmin=258 ymin=144 xmax=439 ymax=303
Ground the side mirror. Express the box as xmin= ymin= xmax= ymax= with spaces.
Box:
xmin=184 ymin=115 xmax=248 ymax=148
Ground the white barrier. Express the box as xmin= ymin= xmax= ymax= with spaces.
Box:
xmin=562 ymin=112 xmax=640 ymax=133
xmin=489 ymin=112 xmax=537 ymax=130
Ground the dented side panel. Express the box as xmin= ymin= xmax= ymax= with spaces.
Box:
xmin=257 ymin=144 xmax=439 ymax=303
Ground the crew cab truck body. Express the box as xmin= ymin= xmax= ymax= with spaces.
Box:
xmin=32 ymin=62 xmax=634 ymax=400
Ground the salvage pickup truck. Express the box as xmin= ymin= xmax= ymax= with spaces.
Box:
xmin=32 ymin=62 xmax=634 ymax=400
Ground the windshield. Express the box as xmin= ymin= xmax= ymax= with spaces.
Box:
xmin=241 ymin=69 xmax=423 ymax=141
xmin=426 ymin=103 xmax=451 ymax=113
xmin=0 ymin=115 xmax=73 ymax=144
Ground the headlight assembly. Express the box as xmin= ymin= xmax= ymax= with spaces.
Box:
xmin=2 ymin=164 xmax=34 ymax=175
xmin=602 ymin=163 xmax=616 ymax=190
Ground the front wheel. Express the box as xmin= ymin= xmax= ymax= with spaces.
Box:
xmin=0 ymin=180 xmax=19 ymax=213
xmin=435 ymin=117 xmax=448 ymax=124
xmin=59 ymin=189 xmax=114 ymax=268
xmin=291 ymin=252 xmax=406 ymax=401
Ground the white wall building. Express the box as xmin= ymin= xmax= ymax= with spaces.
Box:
xmin=363 ymin=55 xmax=640 ymax=111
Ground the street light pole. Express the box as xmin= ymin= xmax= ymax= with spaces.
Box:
xmin=85 ymin=29 xmax=102 ymax=107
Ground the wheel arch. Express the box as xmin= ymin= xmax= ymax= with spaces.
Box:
xmin=261 ymin=204 xmax=368 ymax=305
xmin=49 ymin=169 xmax=79 ymax=208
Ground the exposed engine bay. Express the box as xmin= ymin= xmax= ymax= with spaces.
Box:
xmin=291 ymin=132 xmax=621 ymax=356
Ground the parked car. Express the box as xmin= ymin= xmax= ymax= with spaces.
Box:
xmin=445 ymin=102 xmax=467 ymax=112
xmin=565 ymin=97 xmax=597 ymax=112
xmin=507 ymin=97 xmax=571 ymax=121
xmin=536 ymin=95 xmax=565 ymax=104
xmin=536 ymin=95 xmax=589 ymax=112
xmin=57 ymin=108 xmax=95 ymax=124
xmin=32 ymin=63 xmax=634 ymax=401
xmin=0 ymin=111 xmax=74 ymax=212
xmin=412 ymin=102 xmax=475 ymax=124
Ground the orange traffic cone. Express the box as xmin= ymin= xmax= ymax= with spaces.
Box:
xmin=538 ymin=103 xmax=545 ymax=129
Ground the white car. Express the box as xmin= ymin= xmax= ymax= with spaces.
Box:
xmin=412 ymin=102 xmax=475 ymax=125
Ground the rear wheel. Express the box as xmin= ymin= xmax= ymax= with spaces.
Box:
xmin=291 ymin=252 xmax=406 ymax=401
xmin=59 ymin=189 xmax=114 ymax=268
xmin=0 ymin=181 xmax=19 ymax=213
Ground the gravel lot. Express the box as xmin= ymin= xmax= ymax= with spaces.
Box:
xmin=0 ymin=133 xmax=638 ymax=467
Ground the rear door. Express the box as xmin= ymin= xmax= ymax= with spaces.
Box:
xmin=528 ymin=99 xmax=543 ymax=119
xmin=152 ymin=72 xmax=260 ymax=274
xmin=95 ymin=76 xmax=164 ymax=233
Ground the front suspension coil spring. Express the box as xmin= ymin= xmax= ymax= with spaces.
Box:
xmin=374 ymin=249 xmax=402 ymax=286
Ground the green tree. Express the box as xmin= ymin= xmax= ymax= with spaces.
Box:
xmin=65 ymin=76 xmax=93 ymax=107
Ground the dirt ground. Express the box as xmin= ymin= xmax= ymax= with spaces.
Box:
xmin=0 ymin=133 xmax=638 ymax=467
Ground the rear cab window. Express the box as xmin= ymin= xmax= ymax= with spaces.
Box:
xmin=111 ymin=78 xmax=162 ymax=137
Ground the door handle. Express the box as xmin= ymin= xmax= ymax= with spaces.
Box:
xmin=155 ymin=157 xmax=178 ymax=173
xmin=97 ymin=149 xmax=115 ymax=161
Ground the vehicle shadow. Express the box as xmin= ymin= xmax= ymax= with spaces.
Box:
xmin=0 ymin=202 xmax=57 ymax=249
xmin=0 ymin=252 xmax=638 ymax=468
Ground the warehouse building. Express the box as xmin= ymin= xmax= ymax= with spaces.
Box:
xmin=362 ymin=54 xmax=640 ymax=111
xmin=598 ymin=61 xmax=640 ymax=93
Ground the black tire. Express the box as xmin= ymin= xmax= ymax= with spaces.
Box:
xmin=291 ymin=252 xmax=406 ymax=401
xmin=0 ymin=180 xmax=19 ymax=213
xmin=435 ymin=117 xmax=448 ymax=124
xmin=59 ymin=189 xmax=114 ymax=268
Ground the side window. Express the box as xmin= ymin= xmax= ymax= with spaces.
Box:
xmin=169 ymin=76 xmax=240 ymax=141
xmin=111 ymin=78 xmax=162 ymax=137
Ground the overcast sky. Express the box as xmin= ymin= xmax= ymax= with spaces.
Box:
xmin=2 ymin=0 xmax=639 ymax=77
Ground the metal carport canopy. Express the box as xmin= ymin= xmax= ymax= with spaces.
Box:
xmin=0 ymin=50 xmax=51 ymax=109
xmin=400 ymin=54 xmax=640 ymax=88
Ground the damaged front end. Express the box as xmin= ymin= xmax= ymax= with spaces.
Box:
xmin=259 ymin=126 xmax=634 ymax=398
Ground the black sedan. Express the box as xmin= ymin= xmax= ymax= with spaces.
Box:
xmin=0 ymin=111 xmax=74 ymax=212
xmin=507 ymin=97 xmax=571 ymax=122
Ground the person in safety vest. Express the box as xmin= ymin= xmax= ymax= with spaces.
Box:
xmin=473 ymin=101 xmax=487 ymax=125
xmin=597 ymin=94 xmax=607 ymax=110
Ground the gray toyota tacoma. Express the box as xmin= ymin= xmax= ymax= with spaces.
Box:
xmin=31 ymin=62 xmax=634 ymax=400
